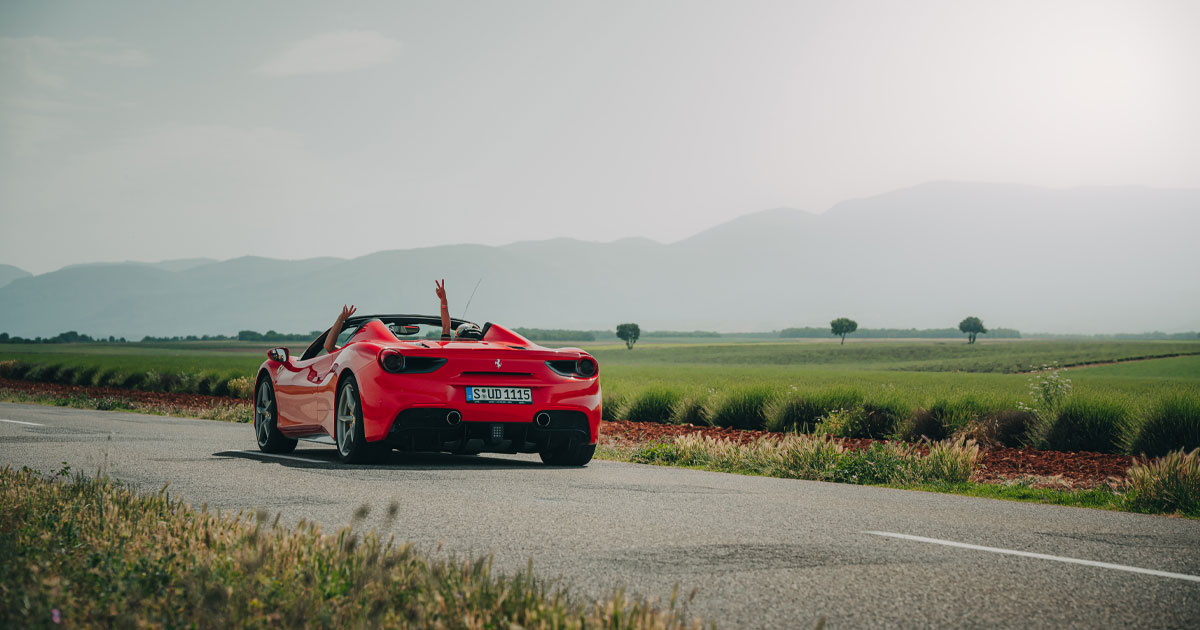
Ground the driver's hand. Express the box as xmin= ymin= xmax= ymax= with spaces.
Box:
xmin=435 ymin=279 xmax=447 ymax=303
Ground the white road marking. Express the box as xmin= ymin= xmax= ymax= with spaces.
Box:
xmin=234 ymin=450 xmax=326 ymax=464
xmin=865 ymin=531 xmax=1200 ymax=583
xmin=0 ymin=418 xmax=44 ymax=426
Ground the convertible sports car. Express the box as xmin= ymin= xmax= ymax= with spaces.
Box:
xmin=252 ymin=315 xmax=601 ymax=466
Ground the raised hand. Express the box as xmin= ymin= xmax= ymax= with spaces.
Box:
xmin=338 ymin=304 xmax=357 ymax=322
xmin=435 ymin=279 xmax=447 ymax=304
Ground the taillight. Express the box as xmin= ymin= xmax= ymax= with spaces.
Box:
xmin=546 ymin=358 xmax=598 ymax=378
xmin=576 ymin=357 xmax=597 ymax=377
xmin=378 ymin=348 xmax=405 ymax=373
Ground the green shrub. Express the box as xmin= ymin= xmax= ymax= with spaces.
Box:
xmin=0 ymin=360 xmax=28 ymax=379
xmin=824 ymin=442 xmax=916 ymax=484
xmin=1043 ymin=396 xmax=1132 ymax=453
xmin=623 ymin=387 xmax=682 ymax=423
xmin=894 ymin=409 xmax=946 ymax=442
xmin=1128 ymin=394 xmax=1200 ymax=458
xmin=814 ymin=407 xmax=869 ymax=439
xmin=54 ymin=365 xmax=80 ymax=385
xmin=602 ymin=390 xmax=627 ymax=422
xmin=23 ymin=363 xmax=60 ymax=383
xmin=95 ymin=370 xmax=126 ymax=388
xmin=226 ymin=375 xmax=254 ymax=400
xmin=208 ymin=376 xmax=232 ymax=398
xmin=765 ymin=388 xmax=863 ymax=433
xmin=928 ymin=396 xmax=990 ymax=434
xmin=72 ymin=366 xmax=99 ymax=387
xmin=669 ymin=393 xmax=710 ymax=426
xmin=1123 ymin=448 xmax=1200 ymax=516
xmin=705 ymin=386 xmax=777 ymax=430
xmin=859 ymin=397 xmax=910 ymax=438
xmin=956 ymin=409 xmax=1036 ymax=448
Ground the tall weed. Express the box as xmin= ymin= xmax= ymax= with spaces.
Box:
xmin=1122 ymin=448 xmax=1200 ymax=516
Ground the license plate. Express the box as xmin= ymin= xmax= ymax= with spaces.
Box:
xmin=466 ymin=386 xmax=532 ymax=404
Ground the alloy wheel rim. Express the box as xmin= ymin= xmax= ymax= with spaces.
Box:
xmin=255 ymin=382 xmax=273 ymax=446
xmin=337 ymin=383 xmax=356 ymax=456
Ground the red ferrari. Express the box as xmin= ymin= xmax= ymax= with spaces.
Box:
xmin=253 ymin=315 xmax=601 ymax=465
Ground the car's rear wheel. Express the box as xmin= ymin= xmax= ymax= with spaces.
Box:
xmin=255 ymin=379 xmax=297 ymax=454
xmin=335 ymin=375 xmax=388 ymax=464
xmin=540 ymin=442 xmax=596 ymax=466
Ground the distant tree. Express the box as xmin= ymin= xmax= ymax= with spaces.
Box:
xmin=237 ymin=330 xmax=264 ymax=342
xmin=830 ymin=317 xmax=858 ymax=345
xmin=959 ymin=316 xmax=987 ymax=344
xmin=0 ymin=333 xmax=7 ymax=343
xmin=616 ymin=323 xmax=641 ymax=350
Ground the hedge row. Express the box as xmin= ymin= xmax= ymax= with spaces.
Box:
xmin=0 ymin=360 xmax=254 ymax=399
xmin=609 ymin=385 xmax=1200 ymax=458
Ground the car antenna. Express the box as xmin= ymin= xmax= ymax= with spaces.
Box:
xmin=462 ymin=277 xmax=483 ymax=319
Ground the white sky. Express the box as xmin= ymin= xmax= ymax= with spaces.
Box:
xmin=1 ymin=0 xmax=1197 ymax=274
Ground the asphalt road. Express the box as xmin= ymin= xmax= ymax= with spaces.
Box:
xmin=2 ymin=402 xmax=1198 ymax=628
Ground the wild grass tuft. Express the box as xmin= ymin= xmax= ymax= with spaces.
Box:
xmin=764 ymin=387 xmax=863 ymax=433
xmin=669 ymin=392 xmax=710 ymax=426
xmin=623 ymin=387 xmax=683 ymax=423
xmin=705 ymin=386 xmax=777 ymax=430
xmin=0 ymin=466 xmax=699 ymax=629
xmin=1043 ymin=395 xmax=1132 ymax=453
xmin=630 ymin=433 xmax=979 ymax=486
xmin=1122 ymin=448 xmax=1200 ymax=516
xmin=1127 ymin=394 xmax=1200 ymax=458
xmin=602 ymin=389 xmax=627 ymax=422
xmin=955 ymin=410 xmax=1036 ymax=448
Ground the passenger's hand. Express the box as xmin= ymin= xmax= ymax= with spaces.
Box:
xmin=338 ymin=304 xmax=356 ymax=322
xmin=435 ymin=279 xmax=447 ymax=304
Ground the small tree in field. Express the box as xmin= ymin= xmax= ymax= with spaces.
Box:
xmin=830 ymin=317 xmax=858 ymax=345
xmin=616 ymin=323 xmax=641 ymax=350
xmin=959 ymin=316 xmax=987 ymax=344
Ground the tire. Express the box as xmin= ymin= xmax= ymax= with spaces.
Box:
xmin=255 ymin=379 xmax=297 ymax=454
xmin=540 ymin=442 xmax=596 ymax=467
xmin=335 ymin=375 xmax=388 ymax=464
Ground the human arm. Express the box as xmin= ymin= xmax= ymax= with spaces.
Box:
xmin=436 ymin=279 xmax=450 ymax=339
xmin=323 ymin=304 xmax=356 ymax=354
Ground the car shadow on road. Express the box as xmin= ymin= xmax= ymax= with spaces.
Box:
xmin=213 ymin=448 xmax=560 ymax=471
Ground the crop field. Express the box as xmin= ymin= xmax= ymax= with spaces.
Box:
xmin=1 ymin=338 xmax=1197 ymax=403
xmin=2 ymin=338 xmax=1198 ymax=457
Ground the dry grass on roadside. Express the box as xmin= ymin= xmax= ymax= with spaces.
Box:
xmin=606 ymin=433 xmax=980 ymax=486
xmin=0 ymin=386 xmax=252 ymax=422
xmin=0 ymin=466 xmax=702 ymax=629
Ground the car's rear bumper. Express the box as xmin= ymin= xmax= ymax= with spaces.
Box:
xmin=355 ymin=362 xmax=602 ymax=445
xmin=383 ymin=408 xmax=591 ymax=454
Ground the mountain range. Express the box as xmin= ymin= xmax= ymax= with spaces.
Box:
xmin=1 ymin=182 xmax=1197 ymax=337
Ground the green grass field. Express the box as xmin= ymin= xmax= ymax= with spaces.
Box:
xmin=2 ymin=338 xmax=1196 ymax=404
xmin=2 ymin=338 xmax=1198 ymax=455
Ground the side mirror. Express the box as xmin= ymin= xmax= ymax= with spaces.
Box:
xmin=267 ymin=347 xmax=290 ymax=363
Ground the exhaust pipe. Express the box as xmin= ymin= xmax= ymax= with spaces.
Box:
xmin=534 ymin=412 xmax=551 ymax=428
xmin=446 ymin=410 xmax=462 ymax=426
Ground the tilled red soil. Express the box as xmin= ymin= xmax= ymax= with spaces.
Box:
xmin=0 ymin=378 xmax=1134 ymax=487
xmin=0 ymin=377 xmax=248 ymax=415
xmin=602 ymin=419 xmax=1134 ymax=488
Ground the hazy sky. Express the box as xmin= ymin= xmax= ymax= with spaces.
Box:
xmin=2 ymin=0 xmax=1197 ymax=274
